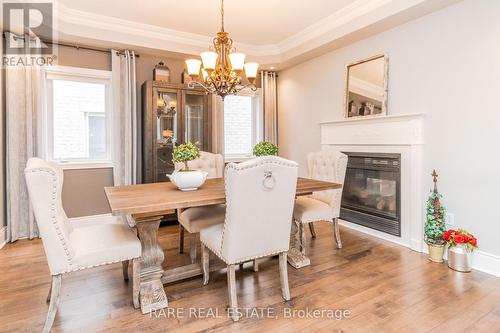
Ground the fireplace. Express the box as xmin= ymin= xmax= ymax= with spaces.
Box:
xmin=340 ymin=152 xmax=401 ymax=236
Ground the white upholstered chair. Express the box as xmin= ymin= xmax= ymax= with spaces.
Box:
xmin=200 ymin=156 xmax=298 ymax=321
xmin=175 ymin=151 xmax=225 ymax=263
xmin=70 ymin=214 xmax=136 ymax=279
xmin=69 ymin=214 xmax=128 ymax=228
xmin=24 ymin=158 xmax=141 ymax=333
xmin=294 ymin=150 xmax=348 ymax=255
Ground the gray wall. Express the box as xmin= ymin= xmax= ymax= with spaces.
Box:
xmin=61 ymin=168 xmax=114 ymax=217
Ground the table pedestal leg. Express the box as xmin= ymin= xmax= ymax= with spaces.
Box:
xmin=287 ymin=219 xmax=311 ymax=269
xmin=134 ymin=216 xmax=168 ymax=314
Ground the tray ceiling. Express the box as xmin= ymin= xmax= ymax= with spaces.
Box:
xmin=57 ymin=0 xmax=355 ymax=45
xmin=54 ymin=0 xmax=462 ymax=68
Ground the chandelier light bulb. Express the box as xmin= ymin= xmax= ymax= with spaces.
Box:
xmin=201 ymin=51 xmax=218 ymax=70
xmin=229 ymin=52 xmax=246 ymax=71
xmin=185 ymin=59 xmax=202 ymax=77
xmin=244 ymin=62 xmax=259 ymax=80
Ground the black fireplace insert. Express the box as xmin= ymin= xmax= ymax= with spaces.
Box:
xmin=340 ymin=152 xmax=401 ymax=236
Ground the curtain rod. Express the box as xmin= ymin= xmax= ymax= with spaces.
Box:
xmin=5 ymin=33 xmax=139 ymax=58
xmin=44 ymin=40 xmax=140 ymax=58
xmin=260 ymin=70 xmax=279 ymax=77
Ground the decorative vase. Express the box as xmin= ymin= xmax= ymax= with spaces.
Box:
xmin=447 ymin=244 xmax=472 ymax=272
xmin=167 ymin=170 xmax=208 ymax=191
xmin=427 ymin=244 xmax=445 ymax=263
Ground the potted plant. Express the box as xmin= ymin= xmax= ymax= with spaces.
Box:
xmin=253 ymin=141 xmax=278 ymax=157
xmin=168 ymin=142 xmax=208 ymax=191
xmin=424 ymin=170 xmax=447 ymax=262
xmin=443 ymin=229 xmax=477 ymax=272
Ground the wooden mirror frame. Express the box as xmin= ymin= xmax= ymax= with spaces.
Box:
xmin=344 ymin=54 xmax=389 ymax=119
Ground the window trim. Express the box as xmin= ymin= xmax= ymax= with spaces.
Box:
xmin=223 ymin=89 xmax=262 ymax=159
xmin=40 ymin=66 xmax=113 ymax=169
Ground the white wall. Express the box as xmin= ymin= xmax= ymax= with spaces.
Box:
xmin=278 ymin=0 xmax=500 ymax=258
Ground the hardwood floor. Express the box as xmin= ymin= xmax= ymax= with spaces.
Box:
xmin=1 ymin=222 xmax=499 ymax=333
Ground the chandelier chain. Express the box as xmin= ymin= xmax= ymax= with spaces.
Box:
xmin=221 ymin=0 xmax=225 ymax=32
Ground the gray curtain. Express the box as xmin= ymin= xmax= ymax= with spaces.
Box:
xmin=211 ymin=95 xmax=225 ymax=155
xmin=261 ymin=71 xmax=278 ymax=145
xmin=5 ymin=33 xmax=41 ymax=241
xmin=112 ymin=50 xmax=138 ymax=185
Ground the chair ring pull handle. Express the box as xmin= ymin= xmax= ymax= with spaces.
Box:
xmin=263 ymin=171 xmax=276 ymax=190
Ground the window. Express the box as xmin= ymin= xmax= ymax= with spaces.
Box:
xmin=42 ymin=66 xmax=112 ymax=167
xmin=224 ymin=91 xmax=262 ymax=158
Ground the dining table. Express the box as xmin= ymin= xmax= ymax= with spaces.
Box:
xmin=105 ymin=177 xmax=341 ymax=314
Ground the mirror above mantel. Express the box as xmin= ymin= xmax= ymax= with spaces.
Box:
xmin=345 ymin=54 xmax=388 ymax=118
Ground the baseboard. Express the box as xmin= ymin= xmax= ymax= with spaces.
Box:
xmin=340 ymin=219 xmax=500 ymax=277
xmin=339 ymin=219 xmax=410 ymax=248
xmin=471 ymin=250 xmax=500 ymax=277
xmin=0 ymin=226 xmax=6 ymax=250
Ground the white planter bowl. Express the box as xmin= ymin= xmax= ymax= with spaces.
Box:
xmin=167 ymin=170 xmax=208 ymax=191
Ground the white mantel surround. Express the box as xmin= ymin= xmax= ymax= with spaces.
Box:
xmin=320 ymin=113 xmax=425 ymax=252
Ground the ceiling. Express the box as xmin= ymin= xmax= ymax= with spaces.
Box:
xmin=57 ymin=0 xmax=355 ymax=45
xmin=54 ymin=0 xmax=462 ymax=69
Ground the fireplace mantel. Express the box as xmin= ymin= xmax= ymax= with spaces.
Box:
xmin=320 ymin=113 xmax=425 ymax=252
xmin=320 ymin=113 xmax=424 ymax=125
xmin=320 ymin=113 xmax=425 ymax=146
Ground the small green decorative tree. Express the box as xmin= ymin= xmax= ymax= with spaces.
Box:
xmin=172 ymin=142 xmax=201 ymax=170
xmin=253 ymin=141 xmax=278 ymax=157
xmin=424 ymin=170 xmax=446 ymax=245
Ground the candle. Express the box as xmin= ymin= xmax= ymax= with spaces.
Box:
xmin=162 ymin=129 xmax=173 ymax=138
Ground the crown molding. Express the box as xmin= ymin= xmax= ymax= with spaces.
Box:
xmin=276 ymin=0 xmax=391 ymax=52
xmin=54 ymin=0 xmax=461 ymax=66
xmin=54 ymin=2 xmax=280 ymax=57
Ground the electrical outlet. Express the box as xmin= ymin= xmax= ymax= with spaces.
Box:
xmin=446 ymin=212 xmax=455 ymax=228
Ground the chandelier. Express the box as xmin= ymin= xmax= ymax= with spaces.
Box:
xmin=185 ymin=0 xmax=259 ymax=99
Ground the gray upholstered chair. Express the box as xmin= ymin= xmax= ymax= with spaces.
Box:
xmin=293 ymin=150 xmax=348 ymax=257
xmin=175 ymin=151 xmax=225 ymax=263
xmin=200 ymin=156 xmax=298 ymax=321
xmin=24 ymin=158 xmax=141 ymax=333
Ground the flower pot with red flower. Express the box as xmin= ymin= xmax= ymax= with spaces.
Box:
xmin=443 ymin=229 xmax=477 ymax=272
xmin=424 ymin=171 xmax=447 ymax=262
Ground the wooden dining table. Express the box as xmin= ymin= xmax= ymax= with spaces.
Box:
xmin=105 ymin=177 xmax=341 ymax=314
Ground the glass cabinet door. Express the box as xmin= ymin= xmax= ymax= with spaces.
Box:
xmin=184 ymin=92 xmax=207 ymax=150
xmin=156 ymin=91 xmax=178 ymax=145
xmin=155 ymin=90 xmax=179 ymax=180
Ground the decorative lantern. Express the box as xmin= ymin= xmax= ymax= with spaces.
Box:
xmin=154 ymin=61 xmax=170 ymax=82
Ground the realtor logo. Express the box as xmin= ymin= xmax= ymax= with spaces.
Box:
xmin=3 ymin=2 xmax=53 ymax=55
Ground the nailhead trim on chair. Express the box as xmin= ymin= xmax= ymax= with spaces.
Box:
xmin=229 ymin=249 xmax=288 ymax=265
xmin=213 ymin=157 xmax=298 ymax=264
xmin=25 ymin=167 xmax=74 ymax=268
xmin=201 ymin=239 xmax=226 ymax=262
xmin=201 ymin=237 xmax=287 ymax=265
xmin=26 ymin=166 xmax=142 ymax=275
xmin=61 ymin=255 xmax=141 ymax=275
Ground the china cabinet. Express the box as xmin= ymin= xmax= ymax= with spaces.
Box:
xmin=142 ymin=81 xmax=212 ymax=183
